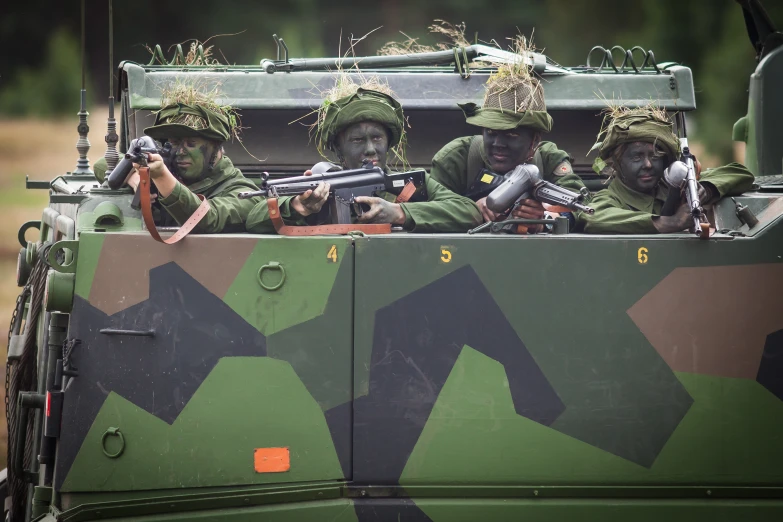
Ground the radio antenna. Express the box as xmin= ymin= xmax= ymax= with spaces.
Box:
xmin=103 ymin=0 xmax=120 ymax=171
xmin=74 ymin=0 xmax=92 ymax=174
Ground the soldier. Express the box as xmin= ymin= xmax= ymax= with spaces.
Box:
xmin=246 ymin=86 xmax=482 ymax=233
xmin=576 ymin=107 xmax=755 ymax=234
xmin=429 ymin=66 xmax=586 ymax=230
xmin=119 ymin=88 xmax=260 ymax=233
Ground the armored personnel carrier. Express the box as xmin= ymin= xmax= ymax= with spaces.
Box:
xmin=3 ymin=1 xmax=783 ymax=520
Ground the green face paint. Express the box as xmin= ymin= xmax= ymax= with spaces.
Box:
xmin=167 ymin=137 xmax=218 ymax=183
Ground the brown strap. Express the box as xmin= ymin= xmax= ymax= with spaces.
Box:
xmin=395 ymin=180 xmax=417 ymax=203
xmin=698 ymin=221 xmax=710 ymax=239
xmin=267 ymin=198 xmax=391 ymax=236
xmin=138 ymin=166 xmax=211 ymax=244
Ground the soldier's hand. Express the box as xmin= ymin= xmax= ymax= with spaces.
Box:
xmin=476 ymin=197 xmax=501 ymax=222
xmin=354 ymin=196 xmax=406 ymax=225
xmin=291 ymin=182 xmax=329 ymax=216
xmin=511 ymin=198 xmax=545 ymax=233
xmin=126 ymin=170 xmax=140 ymax=192
xmin=131 ymin=153 xmax=171 ymax=181
xmin=653 ymin=201 xmax=692 ymax=233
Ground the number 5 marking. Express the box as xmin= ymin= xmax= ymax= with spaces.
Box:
xmin=440 ymin=248 xmax=452 ymax=263
xmin=327 ymin=245 xmax=338 ymax=263
xmin=638 ymin=247 xmax=648 ymax=264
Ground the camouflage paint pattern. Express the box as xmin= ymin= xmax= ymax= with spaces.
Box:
xmin=48 ymin=194 xmax=783 ymax=519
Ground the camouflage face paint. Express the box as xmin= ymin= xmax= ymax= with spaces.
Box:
xmin=168 ymin=137 xmax=218 ymax=183
xmin=483 ymin=127 xmax=537 ymax=174
xmin=618 ymin=141 xmax=667 ymax=194
xmin=336 ymin=122 xmax=389 ymax=170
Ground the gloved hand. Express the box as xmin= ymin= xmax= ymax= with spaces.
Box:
xmin=354 ymin=196 xmax=406 ymax=225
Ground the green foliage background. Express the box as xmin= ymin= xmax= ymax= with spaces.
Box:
xmin=1 ymin=0 xmax=781 ymax=163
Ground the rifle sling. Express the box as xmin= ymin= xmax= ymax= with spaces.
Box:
xmin=266 ymin=198 xmax=391 ymax=236
xmin=138 ymin=166 xmax=211 ymax=244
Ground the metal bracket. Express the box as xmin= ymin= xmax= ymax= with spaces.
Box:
xmin=47 ymin=240 xmax=79 ymax=274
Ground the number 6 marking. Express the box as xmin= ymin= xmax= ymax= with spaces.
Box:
xmin=638 ymin=247 xmax=648 ymax=264
xmin=327 ymin=245 xmax=338 ymax=263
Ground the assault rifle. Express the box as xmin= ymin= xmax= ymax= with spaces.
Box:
xmin=104 ymin=136 xmax=174 ymax=210
xmin=468 ymin=164 xmax=593 ymax=234
xmin=659 ymin=138 xmax=710 ymax=237
xmin=238 ymin=161 xmax=427 ymax=224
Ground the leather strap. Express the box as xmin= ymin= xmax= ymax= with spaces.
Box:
xmin=138 ymin=166 xmax=211 ymax=244
xmin=267 ymin=198 xmax=391 ymax=236
xmin=395 ymin=181 xmax=417 ymax=203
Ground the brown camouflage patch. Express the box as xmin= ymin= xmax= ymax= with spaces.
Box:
xmin=88 ymin=234 xmax=257 ymax=315
xmin=627 ymin=264 xmax=783 ymax=379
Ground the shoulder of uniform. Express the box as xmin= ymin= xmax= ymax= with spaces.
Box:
xmin=433 ymin=136 xmax=473 ymax=162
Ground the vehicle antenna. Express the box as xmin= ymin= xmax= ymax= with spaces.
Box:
xmin=103 ymin=0 xmax=120 ymax=171
xmin=74 ymin=0 xmax=93 ymax=174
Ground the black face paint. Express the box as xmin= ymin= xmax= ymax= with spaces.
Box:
xmin=617 ymin=141 xmax=667 ymax=194
xmin=336 ymin=122 xmax=390 ymax=170
xmin=482 ymin=127 xmax=537 ymax=174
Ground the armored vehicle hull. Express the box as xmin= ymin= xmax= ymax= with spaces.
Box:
xmin=5 ymin=6 xmax=783 ymax=519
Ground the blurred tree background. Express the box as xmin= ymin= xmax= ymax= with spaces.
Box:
xmin=0 ymin=0 xmax=781 ymax=163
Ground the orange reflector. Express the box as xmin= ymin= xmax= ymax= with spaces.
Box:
xmin=254 ymin=447 xmax=290 ymax=473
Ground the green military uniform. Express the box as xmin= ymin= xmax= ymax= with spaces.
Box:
xmin=93 ymin=153 xmax=260 ymax=233
xmin=430 ymin=137 xmax=585 ymax=195
xmin=245 ymin=87 xmax=481 ymax=233
xmin=100 ymin=98 xmax=261 ymax=233
xmin=93 ymin=157 xmax=109 ymax=184
xmin=155 ymin=156 xmax=260 ymax=233
xmin=577 ymin=108 xmax=754 ymax=234
xmin=429 ymin=69 xmax=587 ymax=203
xmin=577 ymin=163 xmax=755 ymax=234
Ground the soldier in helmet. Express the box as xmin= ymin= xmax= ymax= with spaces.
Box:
xmin=112 ymin=88 xmax=261 ymax=233
xmin=246 ymin=84 xmax=481 ymax=233
xmin=576 ymin=106 xmax=754 ymax=234
xmin=429 ymin=63 xmax=586 ymax=231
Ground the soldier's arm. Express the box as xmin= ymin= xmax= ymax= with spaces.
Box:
xmin=537 ymin=142 xmax=590 ymax=197
xmin=699 ymin=162 xmax=755 ymax=203
xmin=576 ymin=191 xmax=659 ymax=234
xmin=429 ymin=137 xmax=473 ymax=195
xmin=158 ymin=179 xmax=261 ymax=233
xmin=398 ymin=174 xmax=482 ymax=233
xmin=244 ymin=197 xmax=308 ymax=234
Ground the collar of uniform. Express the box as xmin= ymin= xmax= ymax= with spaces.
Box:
xmin=607 ymin=177 xmax=668 ymax=212
xmin=182 ymin=155 xmax=237 ymax=194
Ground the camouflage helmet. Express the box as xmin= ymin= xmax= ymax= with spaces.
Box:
xmin=144 ymin=84 xmax=238 ymax=142
xmin=590 ymin=105 xmax=681 ymax=161
xmin=459 ymin=62 xmax=552 ymax=133
xmin=317 ymin=87 xmax=405 ymax=154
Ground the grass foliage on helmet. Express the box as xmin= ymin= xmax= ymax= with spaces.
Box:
xmin=460 ymin=34 xmax=553 ymax=133
xmin=311 ymin=73 xmax=409 ymax=170
xmin=145 ymin=81 xmax=241 ymax=143
xmin=589 ymin=101 xmax=680 ymax=176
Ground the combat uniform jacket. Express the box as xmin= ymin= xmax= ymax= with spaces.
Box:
xmin=429 ymin=136 xmax=587 ymax=196
xmin=245 ymin=170 xmax=482 ymax=234
xmin=156 ymin=156 xmax=261 ymax=233
xmin=576 ymin=162 xmax=755 ymax=234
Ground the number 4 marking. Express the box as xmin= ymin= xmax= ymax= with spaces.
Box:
xmin=327 ymin=245 xmax=338 ymax=263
